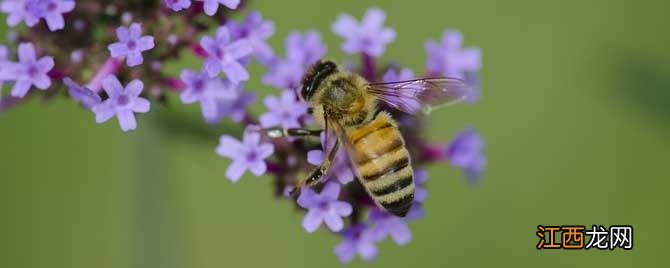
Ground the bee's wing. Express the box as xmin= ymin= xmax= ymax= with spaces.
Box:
xmin=366 ymin=77 xmax=471 ymax=115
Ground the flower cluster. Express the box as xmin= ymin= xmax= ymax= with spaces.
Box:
xmin=0 ymin=1 xmax=485 ymax=263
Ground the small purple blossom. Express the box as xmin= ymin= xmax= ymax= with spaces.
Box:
xmin=262 ymin=59 xmax=304 ymax=90
xmin=369 ymin=208 xmax=412 ymax=245
xmin=227 ymin=11 xmax=275 ymax=63
xmin=446 ymin=127 xmax=486 ymax=183
xmin=1 ymin=0 xmax=75 ymax=31
xmin=200 ymin=26 xmax=252 ymax=83
xmin=164 ymin=0 xmax=191 ymax=12
xmin=285 ymin=30 xmax=326 ymax=65
xmin=259 ymin=90 xmax=309 ymax=129
xmin=108 ymin=23 xmax=155 ymax=67
xmin=425 ymin=30 xmax=481 ymax=79
xmin=63 ymin=77 xmax=101 ymax=110
xmin=307 ymin=132 xmax=354 ymax=185
xmin=334 ymin=224 xmax=379 ymax=263
xmin=197 ymin=0 xmax=240 ymax=16
xmin=216 ymin=128 xmax=274 ymax=182
xmin=297 ymin=182 xmax=352 ymax=233
xmin=0 ymin=43 xmax=54 ymax=98
xmin=332 ymin=7 xmax=396 ymax=57
xmin=91 ymin=75 xmax=151 ymax=132
xmin=179 ymin=69 xmax=238 ymax=122
xmin=216 ymin=86 xmax=255 ymax=123
xmin=262 ymin=30 xmax=326 ymax=89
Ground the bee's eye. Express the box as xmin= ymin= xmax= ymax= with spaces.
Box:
xmin=301 ymin=61 xmax=337 ymax=101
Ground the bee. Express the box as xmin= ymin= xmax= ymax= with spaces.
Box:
xmin=266 ymin=60 xmax=470 ymax=217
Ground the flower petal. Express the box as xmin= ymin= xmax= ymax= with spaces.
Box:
xmin=216 ymin=135 xmax=245 ymax=158
xmin=323 ymin=213 xmax=344 ymax=232
xmin=301 ymin=209 xmax=323 ymax=233
xmin=18 ymin=43 xmax=36 ymax=62
xmin=132 ymin=98 xmax=151 ymax=113
xmin=117 ymin=109 xmax=137 ymax=131
xmin=93 ymin=101 xmax=117 ymax=123
xmin=226 ymin=160 xmax=247 ymax=182
xmin=102 ymin=75 xmax=123 ymax=97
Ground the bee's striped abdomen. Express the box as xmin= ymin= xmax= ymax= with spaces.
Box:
xmin=346 ymin=112 xmax=414 ymax=217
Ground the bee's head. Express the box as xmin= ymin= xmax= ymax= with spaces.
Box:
xmin=300 ymin=60 xmax=338 ymax=101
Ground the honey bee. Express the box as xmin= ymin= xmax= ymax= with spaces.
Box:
xmin=266 ymin=60 xmax=470 ymax=217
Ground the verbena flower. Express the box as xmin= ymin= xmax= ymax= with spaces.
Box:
xmin=425 ymin=30 xmax=481 ymax=79
xmin=259 ymin=90 xmax=309 ymax=129
xmin=164 ymin=0 xmax=191 ymax=12
xmin=332 ymin=7 xmax=396 ymax=57
xmin=297 ymin=182 xmax=353 ymax=233
xmin=92 ymin=75 xmax=151 ymax=132
xmin=200 ymin=26 xmax=252 ymax=83
xmin=262 ymin=30 xmax=326 ymax=90
xmin=197 ymin=0 xmax=240 ymax=16
xmin=179 ymin=68 xmax=238 ymax=122
xmin=216 ymin=128 xmax=275 ymax=182
xmin=369 ymin=208 xmax=412 ymax=245
xmin=0 ymin=43 xmax=54 ymax=98
xmin=307 ymin=132 xmax=355 ymax=184
xmin=227 ymin=11 xmax=275 ymax=63
xmin=334 ymin=224 xmax=379 ymax=263
xmin=285 ymin=30 xmax=326 ymax=66
xmin=1 ymin=0 xmax=75 ymax=31
xmin=108 ymin=23 xmax=155 ymax=67
xmin=446 ymin=127 xmax=486 ymax=183
xmin=63 ymin=77 xmax=101 ymax=110
xmin=216 ymin=85 xmax=255 ymax=123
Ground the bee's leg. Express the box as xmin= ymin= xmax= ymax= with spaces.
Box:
xmin=290 ymin=139 xmax=341 ymax=196
xmin=264 ymin=127 xmax=322 ymax=138
xmin=306 ymin=139 xmax=341 ymax=185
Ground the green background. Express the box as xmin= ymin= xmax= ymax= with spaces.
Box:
xmin=1 ymin=0 xmax=669 ymax=267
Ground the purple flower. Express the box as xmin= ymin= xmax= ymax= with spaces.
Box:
xmin=446 ymin=127 xmax=486 ymax=183
xmin=334 ymin=224 xmax=379 ymax=263
xmin=108 ymin=23 xmax=155 ymax=67
xmin=200 ymin=26 xmax=252 ymax=83
xmin=285 ymin=30 xmax=326 ymax=65
xmin=216 ymin=86 xmax=255 ymax=123
xmin=262 ymin=59 xmax=304 ymax=90
xmin=163 ymin=0 xmax=191 ymax=12
xmin=332 ymin=7 xmax=396 ymax=57
xmin=216 ymin=128 xmax=274 ymax=182
xmin=259 ymin=90 xmax=309 ymax=129
xmin=262 ymin=30 xmax=326 ymax=90
xmin=197 ymin=0 xmax=240 ymax=16
xmin=179 ymin=69 xmax=237 ymax=122
xmin=297 ymin=182 xmax=352 ymax=232
xmin=227 ymin=11 xmax=275 ymax=63
xmin=91 ymin=75 xmax=151 ymax=132
xmin=1 ymin=0 xmax=75 ymax=31
xmin=63 ymin=77 xmax=101 ymax=110
xmin=425 ymin=30 xmax=481 ymax=79
xmin=369 ymin=208 xmax=412 ymax=245
xmin=0 ymin=43 xmax=54 ymax=98
xmin=307 ymin=132 xmax=354 ymax=185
